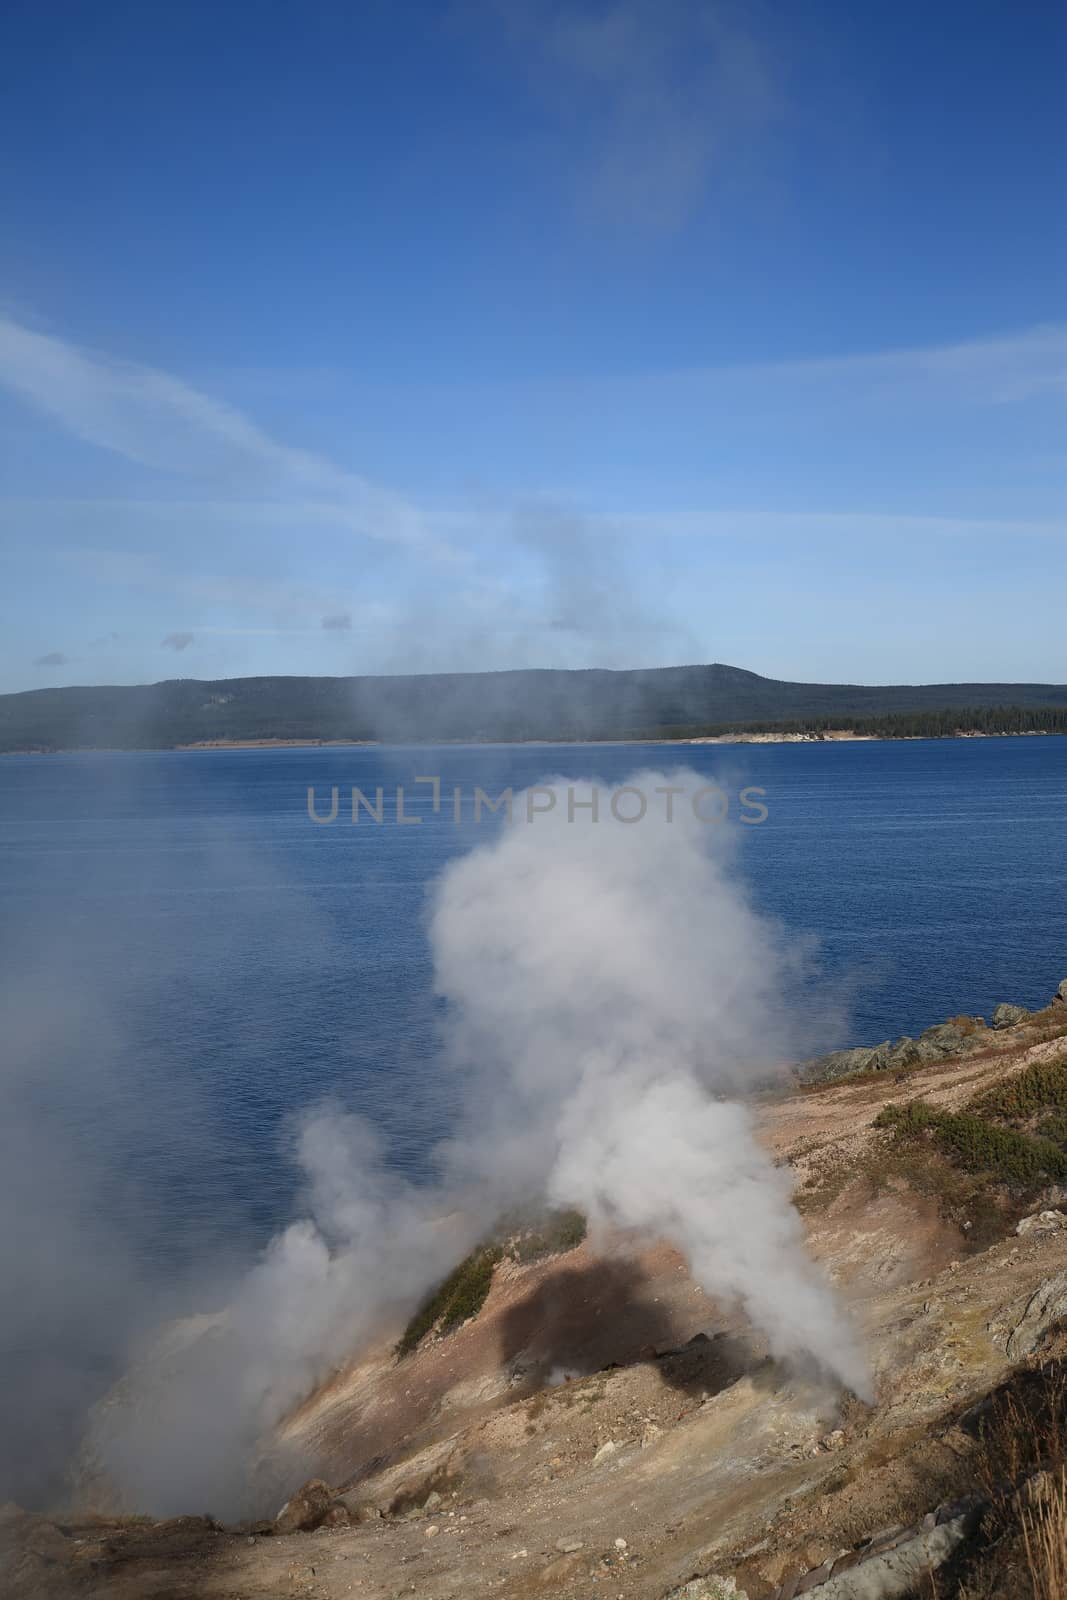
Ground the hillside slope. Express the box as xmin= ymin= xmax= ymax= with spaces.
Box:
xmin=3 ymin=663 xmax=1067 ymax=749
xmin=8 ymin=988 xmax=1067 ymax=1597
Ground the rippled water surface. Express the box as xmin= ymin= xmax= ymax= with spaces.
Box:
xmin=2 ymin=737 xmax=1065 ymax=1262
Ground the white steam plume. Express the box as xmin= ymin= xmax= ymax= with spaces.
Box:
xmin=95 ymin=766 xmax=867 ymax=1516
xmin=431 ymin=769 xmax=871 ymax=1397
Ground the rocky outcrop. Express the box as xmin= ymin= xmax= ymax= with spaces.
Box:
xmin=801 ymin=1044 xmax=891 ymax=1083
xmin=717 ymin=1494 xmax=983 ymax=1600
xmin=800 ymin=977 xmax=1067 ymax=1084
xmin=989 ymin=1270 xmax=1067 ymax=1359
xmin=992 ymin=1003 xmax=1030 ymax=1029
xmin=801 ymin=1019 xmax=986 ymax=1084
xmin=1015 ymin=1209 xmax=1067 ymax=1237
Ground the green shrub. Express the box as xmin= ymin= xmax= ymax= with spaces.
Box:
xmin=394 ymin=1206 xmax=588 ymax=1360
xmin=510 ymin=1207 xmax=587 ymax=1263
xmin=875 ymin=1099 xmax=1067 ymax=1187
xmin=970 ymin=1056 xmax=1067 ymax=1123
xmin=395 ymin=1244 xmax=503 ymax=1358
xmin=1039 ymin=1113 xmax=1067 ymax=1148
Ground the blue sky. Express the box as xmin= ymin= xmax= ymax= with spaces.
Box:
xmin=0 ymin=0 xmax=1064 ymax=691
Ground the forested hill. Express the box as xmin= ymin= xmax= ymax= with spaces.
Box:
xmin=2 ymin=664 xmax=1067 ymax=750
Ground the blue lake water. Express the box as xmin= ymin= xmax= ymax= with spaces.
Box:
xmin=1 ymin=737 xmax=1066 ymax=1273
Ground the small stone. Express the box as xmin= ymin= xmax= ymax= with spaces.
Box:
xmin=614 ymin=1537 xmax=627 ymax=1550
xmin=423 ymin=1490 xmax=442 ymax=1511
xmin=556 ymin=1539 xmax=584 ymax=1553
xmin=593 ymin=1440 xmax=618 ymax=1464
xmin=425 ymin=1523 xmax=440 ymax=1537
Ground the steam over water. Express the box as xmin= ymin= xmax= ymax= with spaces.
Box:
xmin=1 ymin=737 xmax=1066 ymax=1509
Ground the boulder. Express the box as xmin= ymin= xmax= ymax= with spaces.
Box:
xmin=1054 ymin=979 xmax=1067 ymax=1007
xmin=992 ymin=1003 xmax=1030 ymax=1029
xmin=1015 ymin=1210 xmax=1067 ymax=1237
xmin=885 ymin=1037 xmax=919 ymax=1069
xmin=275 ymin=1478 xmax=334 ymax=1535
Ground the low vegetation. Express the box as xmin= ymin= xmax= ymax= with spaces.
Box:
xmin=802 ymin=1053 xmax=1067 ymax=1237
xmin=395 ymin=1209 xmax=587 ymax=1358
xmin=874 ymin=1100 xmax=1067 ymax=1187
xmin=395 ymin=1245 xmax=503 ymax=1358
xmin=504 ymin=1207 xmax=587 ymax=1263
xmin=971 ymin=1055 xmax=1067 ymax=1124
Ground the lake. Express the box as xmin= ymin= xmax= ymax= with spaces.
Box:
xmin=1 ymin=737 xmax=1066 ymax=1270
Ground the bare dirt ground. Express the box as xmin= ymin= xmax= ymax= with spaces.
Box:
xmin=7 ymin=1022 xmax=1067 ymax=1600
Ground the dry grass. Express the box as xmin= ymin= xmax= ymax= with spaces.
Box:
xmin=973 ymin=1366 xmax=1067 ymax=1504
xmin=1022 ymin=1468 xmax=1067 ymax=1600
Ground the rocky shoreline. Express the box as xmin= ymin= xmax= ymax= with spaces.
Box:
xmin=801 ymin=977 xmax=1067 ymax=1085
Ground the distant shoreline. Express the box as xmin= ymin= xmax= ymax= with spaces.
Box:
xmin=2 ymin=728 xmax=1062 ymax=756
xmin=4 ymin=665 xmax=1065 ymax=751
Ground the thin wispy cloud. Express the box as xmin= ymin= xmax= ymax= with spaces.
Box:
xmin=701 ymin=323 xmax=1067 ymax=405
xmin=0 ymin=315 xmax=444 ymax=555
xmin=161 ymin=632 xmax=194 ymax=653
xmin=477 ymin=0 xmax=778 ymax=229
xmin=485 ymin=323 xmax=1067 ymax=411
xmin=320 ymin=612 xmax=352 ymax=631
xmin=33 ymin=651 xmax=69 ymax=667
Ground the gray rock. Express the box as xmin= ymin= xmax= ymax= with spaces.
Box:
xmin=665 ymin=1579 xmax=746 ymax=1600
xmin=800 ymin=1044 xmax=890 ymax=1084
xmin=801 ymin=1021 xmax=986 ymax=1084
xmin=1015 ymin=1210 xmax=1067 ymax=1237
xmin=801 ymin=1509 xmax=977 ymax=1598
xmin=1004 ymin=1271 xmax=1067 ymax=1359
xmin=992 ymin=1003 xmax=1030 ymax=1029
xmin=915 ymin=1020 xmax=986 ymax=1058
xmin=889 ymin=1035 xmax=917 ymax=1061
xmin=1055 ymin=979 xmax=1067 ymax=1006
